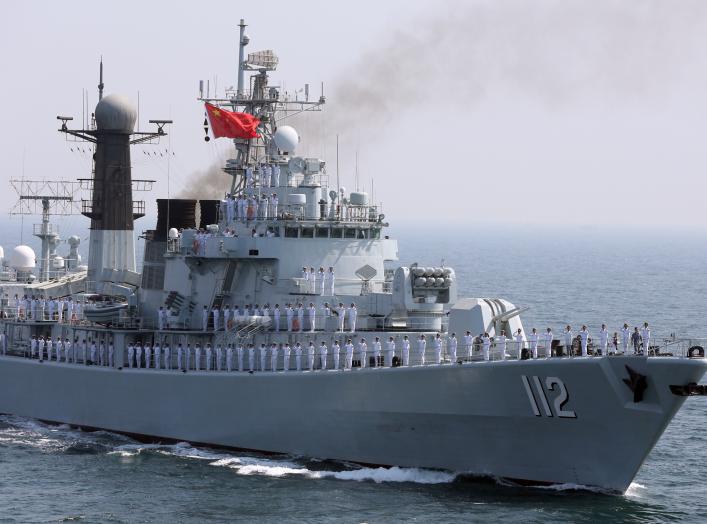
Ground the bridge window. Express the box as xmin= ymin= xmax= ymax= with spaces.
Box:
xmin=345 ymin=228 xmax=357 ymax=239
xmin=331 ymin=228 xmax=343 ymax=238
xmin=285 ymin=227 xmax=299 ymax=238
xmin=302 ymin=227 xmax=314 ymax=238
xmin=316 ymin=227 xmax=329 ymax=238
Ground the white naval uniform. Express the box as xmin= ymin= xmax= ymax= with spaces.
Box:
xmin=248 ymin=346 xmax=255 ymax=371
xmin=345 ymin=343 xmax=354 ymax=369
xmin=599 ymin=329 xmax=609 ymax=356
xmin=260 ymin=345 xmax=267 ymax=371
xmin=417 ymin=338 xmax=426 ymax=365
xmin=319 ymin=344 xmax=328 ymax=370
xmin=495 ymin=335 xmax=507 ymax=360
xmin=127 ymin=345 xmax=135 ymax=368
xmin=135 ymin=344 xmax=143 ymax=368
xmin=640 ymin=327 xmax=651 ymax=354
xmin=358 ymin=342 xmax=367 ymax=368
xmin=195 ymin=346 xmax=202 ymax=371
xmin=283 ymin=346 xmax=291 ymax=371
xmin=528 ymin=333 xmax=539 ymax=359
xmin=297 ymin=307 xmax=304 ymax=332
xmin=307 ymin=344 xmax=315 ymax=371
xmin=178 ymin=346 xmax=184 ymax=370
xmin=514 ymin=333 xmax=524 ymax=359
xmin=45 ymin=339 xmax=53 ymax=361
xmin=317 ymin=271 xmax=325 ymax=296
xmin=433 ymin=337 xmax=442 ymax=365
xmin=332 ymin=343 xmax=341 ymax=370
xmin=237 ymin=346 xmax=244 ymax=371
xmin=402 ymin=339 xmax=410 ymax=366
xmin=564 ymin=330 xmax=573 ymax=357
xmin=99 ymin=343 xmax=105 ymax=366
xmin=30 ymin=339 xmax=37 ymax=359
xmin=215 ymin=346 xmax=223 ymax=371
xmin=463 ymin=334 xmax=473 ymax=360
xmin=205 ymin=346 xmax=213 ymax=371
xmin=273 ymin=308 xmax=281 ymax=332
xmin=202 ymin=308 xmax=209 ymax=331
xmin=579 ymin=330 xmax=590 ymax=357
xmin=348 ymin=307 xmax=357 ymax=333
xmin=212 ymin=309 xmax=220 ymax=331
xmin=448 ymin=336 xmax=458 ymax=363
xmin=621 ymin=327 xmax=631 ymax=354
xmin=327 ymin=270 xmax=335 ymax=296
xmin=295 ymin=345 xmax=302 ymax=371
xmin=185 ymin=346 xmax=192 ymax=371
xmin=145 ymin=346 xmax=152 ymax=369
xmin=226 ymin=346 xmax=233 ymax=372
xmin=164 ymin=345 xmax=172 ymax=370
xmin=302 ymin=269 xmax=310 ymax=293
xmin=372 ymin=340 xmax=382 ymax=367
xmin=385 ymin=341 xmax=395 ymax=367
xmin=544 ymin=332 xmax=553 ymax=358
xmin=270 ymin=346 xmax=279 ymax=371
xmin=482 ymin=336 xmax=491 ymax=361
xmin=337 ymin=307 xmax=346 ymax=332
xmin=108 ymin=344 xmax=114 ymax=367
xmin=154 ymin=344 xmax=162 ymax=370
xmin=308 ymin=306 xmax=316 ymax=332
xmin=157 ymin=309 xmax=164 ymax=330
xmin=286 ymin=308 xmax=294 ymax=332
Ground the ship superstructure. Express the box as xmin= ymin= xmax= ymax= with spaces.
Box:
xmin=0 ymin=20 xmax=705 ymax=494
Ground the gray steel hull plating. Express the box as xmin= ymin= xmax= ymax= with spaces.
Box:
xmin=1 ymin=355 xmax=703 ymax=493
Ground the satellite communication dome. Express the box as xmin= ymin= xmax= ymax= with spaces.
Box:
xmin=10 ymin=245 xmax=36 ymax=270
xmin=273 ymin=126 xmax=299 ymax=153
xmin=68 ymin=235 xmax=81 ymax=247
xmin=52 ymin=256 xmax=65 ymax=269
xmin=95 ymin=94 xmax=137 ymax=133
xmin=168 ymin=228 xmax=179 ymax=239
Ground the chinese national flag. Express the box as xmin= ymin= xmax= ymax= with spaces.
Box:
xmin=205 ymin=103 xmax=260 ymax=139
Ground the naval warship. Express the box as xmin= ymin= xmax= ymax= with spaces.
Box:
xmin=0 ymin=20 xmax=705 ymax=494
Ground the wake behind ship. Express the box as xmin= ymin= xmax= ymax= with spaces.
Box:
xmin=0 ymin=20 xmax=706 ymax=494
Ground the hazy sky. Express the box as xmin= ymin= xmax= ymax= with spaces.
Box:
xmin=2 ymin=0 xmax=707 ymax=232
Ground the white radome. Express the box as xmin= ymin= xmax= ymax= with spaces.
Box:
xmin=10 ymin=245 xmax=36 ymax=270
xmin=168 ymin=228 xmax=179 ymax=239
xmin=273 ymin=126 xmax=299 ymax=153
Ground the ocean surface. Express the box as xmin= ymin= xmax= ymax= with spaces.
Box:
xmin=2 ymin=224 xmax=707 ymax=523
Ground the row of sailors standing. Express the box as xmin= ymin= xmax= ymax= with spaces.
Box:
xmin=193 ymin=301 xmax=358 ymax=333
xmin=301 ymin=267 xmax=335 ymax=295
xmin=221 ymin=192 xmax=280 ymax=223
xmin=29 ymin=335 xmax=114 ymax=366
xmin=2 ymin=295 xmax=84 ymax=323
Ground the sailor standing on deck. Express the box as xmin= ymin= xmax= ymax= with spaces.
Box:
xmin=302 ymin=267 xmax=310 ymax=293
xmin=108 ymin=340 xmax=114 ymax=367
xmin=270 ymin=343 xmax=279 ymax=371
xmin=579 ymin=325 xmax=590 ymax=357
xmin=599 ymin=324 xmax=609 ymax=356
xmin=215 ymin=344 xmax=222 ymax=371
xmin=348 ymin=303 xmax=357 ymax=333
xmin=195 ymin=343 xmax=202 ymax=371
xmin=371 ymin=337 xmax=382 ymax=367
xmin=44 ymin=337 xmax=52 ymax=361
xmin=89 ymin=340 xmax=96 ymax=365
xmin=544 ymin=328 xmax=553 ymax=358
xmin=246 ymin=343 xmax=254 ymax=371
xmin=640 ymin=322 xmax=651 ymax=354
xmin=65 ymin=338 xmax=73 ymax=363
xmin=332 ymin=340 xmax=341 ymax=370
xmin=621 ymin=323 xmax=631 ymax=354
xmin=482 ymin=333 xmax=491 ymax=361
xmin=416 ymin=335 xmax=426 ymax=365
xmin=401 ymin=335 xmax=410 ymax=366
xmin=127 ymin=342 xmax=135 ymax=368
xmin=327 ymin=267 xmax=335 ymax=296
xmin=463 ymin=331 xmax=473 ymax=360
xmin=99 ymin=340 xmax=106 ymax=366
xmin=631 ymin=327 xmax=641 ymax=354
xmin=317 ymin=268 xmax=326 ymax=296
xmin=212 ymin=306 xmax=220 ymax=331
xmin=283 ymin=343 xmax=291 ymax=371
xmin=563 ymin=326 xmax=573 ymax=357
xmin=433 ymin=334 xmax=443 ymax=364
xmin=286 ymin=303 xmax=294 ymax=332
xmin=273 ymin=304 xmax=281 ymax=332
xmin=158 ymin=306 xmax=165 ymax=330
xmin=223 ymin=305 xmax=231 ymax=331
xmin=385 ymin=337 xmax=396 ymax=367
xmin=178 ymin=343 xmax=184 ymax=371
xmin=511 ymin=329 xmax=522 ymax=359
xmin=259 ymin=343 xmax=267 ymax=371
xmin=307 ymin=342 xmax=316 ymax=371
xmin=297 ymin=303 xmax=305 ymax=333
xmin=308 ymin=302 xmax=317 ymax=332
xmin=294 ymin=342 xmax=303 ymax=371
xmin=144 ymin=342 xmax=152 ymax=369
xmin=528 ymin=329 xmax=539 ymax=359
xmin=163 ymin=343 xmax=171 ymax=370
xmin=205 ymin=343 xmax=213 ymax=371
xmin=30 ymin=335 xmax=37 ymax=359
xmin=358 ymin=338 xmax=368 ymax=368
xmin=337 ymin=303 xmax=346 ymax=332
xmin=135 ymin=341 xmax=143 ymax=368
xmin=344 ymin=339 xmax=354 ymax=369
xmin=202 ymin=306 xmax=209 ymax=331
xmin=448 ymin=333 xmax=458 ymax=363
xmin=495 ymin=331 xmax=508 ymax=360
xmin=154 ymin=341 xmax=162 ymax=370
xmin=319 ymin=341 xmax=328 ymax=370
xmin=236 ymin=344 xmax=244 ymax=371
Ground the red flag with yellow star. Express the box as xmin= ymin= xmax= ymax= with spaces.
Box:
xmin=205 ymin=103 xmax=260 ymax=139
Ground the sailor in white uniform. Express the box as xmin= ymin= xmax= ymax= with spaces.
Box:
xmin=326 ymin=267 xmax=335 ymax=296
xmin=81 ymin=339 xmax=88 ymax=364
xmin=164 ymin=343 xmax=172 ymax=370
xmin=621 ymin=323 xmax=631 ymax=354
xmin=344 ymin=339 xmax=354 ymax=369
xmin=99 ymin=340 xmax=106 ymax=366
xmin=297 ymin=303 xmax=304 ymax=333
xmin=44 ymin=337 xmax=52 ymax=362
xmin=108 ymin=341 xmax=114 ymax=367
xmin=448 ymin=333 xmax=458 ymax=363
xmin=307 ymin=342 xmax=316 ymax=371
xmin=599 ymin=324 xmax=609 ymax=356
xmin=332 ymin=340 xmax=341 ymax=370
xmin=433 ymin=334 xmax=443 ymax=365
xmin=273 ymin=304 xmax=281 ymax=332
xmin=65 ymin=338 xmax=73 ymax=363
xmin=482 ymin=333 xmax=491 ymax=361
xmin=144 ymin=343 xmax=152 ymax=369
xmin=158 ymin=306 xmax=165 ymax=330
xmin=579 ymin=326 xmax=590 ymax=357
xmin=270 ymin=343 xmax=279 ymax=371
xmin=308 ymin=302 xmax=317 ymax=332
xmin=544 ymin=328 xmax=553 ymax=358
xmin=271 ymin=164 xmax=280 ymax=188
xmin=319 ymin=342 xmax=328 ymax=370
xmin=317 ymin=268 xmax=326 ymax=296
xmin=286 ymin=304 xmax=294 ymax=332
xmin=178 ymin=343 xmax=184 ymax=371
xmin=30 ymin=336 xmax=37 ymax=359
xmin=214 ymin=344 xmax=222 ymax=371
xmin=237 ymin=344 xmax=244 ymax=371
xmin=205 ymin=343 xmax=213 ymax=371
xmin=495 ymin=331 xmax=507 ymax=360
xmin=401 ymin=335 xmax=410 ymax=366
xmin=202 ymin=306 xmax=209 ymax=331
xmin=358 ymin=338 xmax=368 ymax=368
xmin=195 ymin=343 xmax=202 ymax=371
xmin=302 ymin=267 xmax=310 ymax=293
xmin=259 ymin=343 xmax=267 ymax=371
xmin=247 ymin=343 xmax=255 ymax=371
xmin=417 ymin=335 xmax=426 ymax=365
xmin=385 ymin=337 xmax=396 ymax=367
xmin=283 ymin=343 xmax=291 ymax=371
xmin=127 ymin=343 xmax=135 ymax=368
xmin=463 ymin=331 xmax=473 ymax=361
xmin=371 ymin=337 xmax=382 ymax=367
xmin=309 ymin=267 xmax=316 ymax=294
xmin=294 ymin=342 xmax=303 ymax=371
xmin=270 ymin=193 xmax=278 ymax=219
xmin=135 ymin=342 xmax=143 ymax=368
xmin=563 ymin=326 xmax=573 ymax=357
xmin=640 ymin=322 xmax=651 ymax=354
xmin=528 ymin=329 xmax=539 ymax=359
xmin=212 ymin=306 xmax=220 ymax=331
xmin=223 ymin=305 xmax=231 ymax=331
xmin=336 ymin=303 xmax=346 ymax=332
xmin=348 ymin=303 xmax=357 ymax=333
xmin=154 ymin=342 xmax=162 ymax=370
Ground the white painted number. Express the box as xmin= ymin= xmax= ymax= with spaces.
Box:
xmin=521 ymin=375 xmax=577 ymax=419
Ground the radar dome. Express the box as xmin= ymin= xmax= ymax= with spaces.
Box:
xmin=68 ymin=235 xmax=81 ymax=247
xmin=95 ymin=94 xmax=137 ymax=133
xmin=10 ymin=245 xmax=36 ymax=270
xmin=273 ymin=126 xmax=299 ymax=153
xmin=168 ymin=228 xmax=179 ymax=239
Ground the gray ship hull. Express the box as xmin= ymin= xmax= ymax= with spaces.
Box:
xmin=1 ymin=354 xmax=703 ymax=493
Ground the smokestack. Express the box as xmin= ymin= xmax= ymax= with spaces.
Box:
xmin=155 ymin=199 xmax=197 ymax=241
xmin=84 ymin=93 xmax=138 ymax=285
